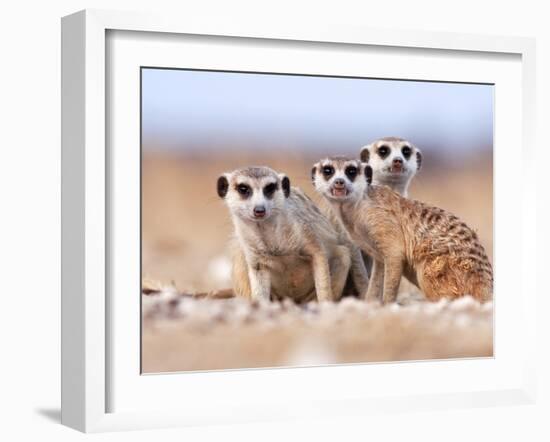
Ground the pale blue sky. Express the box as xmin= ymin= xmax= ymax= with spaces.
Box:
xmin=142 ymin=68 xmax=493 ymax=155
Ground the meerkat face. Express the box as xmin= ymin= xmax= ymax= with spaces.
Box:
xmin=217 ymin=166 xmax=290 ymax=222
xmin=311 ymin=157 xmax=372 ymax=203
xmin=359 ymin=137 xmax=422 ymax=186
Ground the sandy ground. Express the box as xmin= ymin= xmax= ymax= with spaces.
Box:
xmin=142 ymin=290 xmax=493 ymax=373
xmin=141 ymin=149 xmax=493 ymax=373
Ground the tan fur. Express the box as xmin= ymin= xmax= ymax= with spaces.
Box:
xmin=312 ymin=158 xmax=493 ymax=303
xmin=359 ymin=137 xmax=423 ymax=300
xmin=315 ymin=197 xmax=370 ymax=298
xmin=219 ymin=166 xmax=364 ymax=302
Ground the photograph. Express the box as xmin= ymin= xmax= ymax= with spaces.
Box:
xmin=140 ymin=67 xmax=494 ymax=373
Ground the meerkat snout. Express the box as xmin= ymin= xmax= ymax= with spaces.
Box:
xmin=253 ymin=205 xmax=266 ymax=218
xmin=392 ymin=157 xmax=403 ymax=170
xmin=217 ymin=167 xmax=290 ymax=222
xmin=311 ymin=157 xmax=372 ymax=202
xmin=360 ymin=137 xmax=422 ymax=197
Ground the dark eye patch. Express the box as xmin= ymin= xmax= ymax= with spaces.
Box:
xmin=322 ymin=165 xmax=334 ymax=180
xmin=345 ymin=165 xmax=358 ymax=181
xmin=377 ymin=145 xmax=390 ymax=159
xmin=263 ymin=182 xmax=278 ymax=198
xmin=401 ymin=145 xmax=412 ymax=159
xmin=236 ymin=183 xmax=251 ymax=198
xmin=365 ymin=165 xmax=373 ymax=184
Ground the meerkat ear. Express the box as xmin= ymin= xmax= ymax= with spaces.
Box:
xmin=364 ymin=165 xmax=373 ymax=184
xmin=311 ymin=166 xmax=317 ymax=183
xmin=416 ymin=149 xmax=423 ymax=171
xmin=217 ymin=174 xmax=229 ymax=198
xmin=280 ymin=174 xmax=291 ymax=198
xmin=360 ymin=145 xmax=371 ymax=163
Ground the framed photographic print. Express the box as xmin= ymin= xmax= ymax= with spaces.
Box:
xmin=61 ymin=9 xmax=537 ymax=432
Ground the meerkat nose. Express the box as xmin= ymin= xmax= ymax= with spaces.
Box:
xmin=253 ymin=206 xmax=266 ymax=218
xmin=392 ymin=158 xmax=404 ymax=172
xmin=334 ymin=178 xmax=345 ymax=187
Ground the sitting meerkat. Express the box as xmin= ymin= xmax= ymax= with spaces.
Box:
xmin=360 ymin=136 xmax=422 ymax=197
xmin=311 ymin=157 xmax=493 ymax=303
xmin=217 ymin=166 xmax=369 ymax=303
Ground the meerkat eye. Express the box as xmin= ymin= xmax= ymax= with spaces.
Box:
xmin=345 ymin=166 xmax=358 ymax=180
xmin=263 ymin=182 xmax=277 ymax=198
xmin=322 ymin=165 xmax=334 ymax=177
xmin=236 ymin=183 xmax=251 ymax=197
xmin=377 ymin=145 xmax=390 ymax=158
xmin=401 ymin=145 xmax=412 ymax=159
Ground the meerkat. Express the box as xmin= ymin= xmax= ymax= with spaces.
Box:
xmin=311 ymin=157 xmax=493 ymax=303
xmin=359 ymin=137 xmax=423 ymax=301
xmin=311 ymin=178 xmax=370 ymax=298
xmin=360 ymin=137 xmax=422 ymax=197
xmin=217 ymin=166 xmax=369 ymax=303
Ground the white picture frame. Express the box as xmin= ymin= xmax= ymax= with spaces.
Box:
xmin=61 ymin=9 xmax=537 ymax=433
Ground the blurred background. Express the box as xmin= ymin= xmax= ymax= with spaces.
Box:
xmin=141 ymin=68 xmax=493 ymax=293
